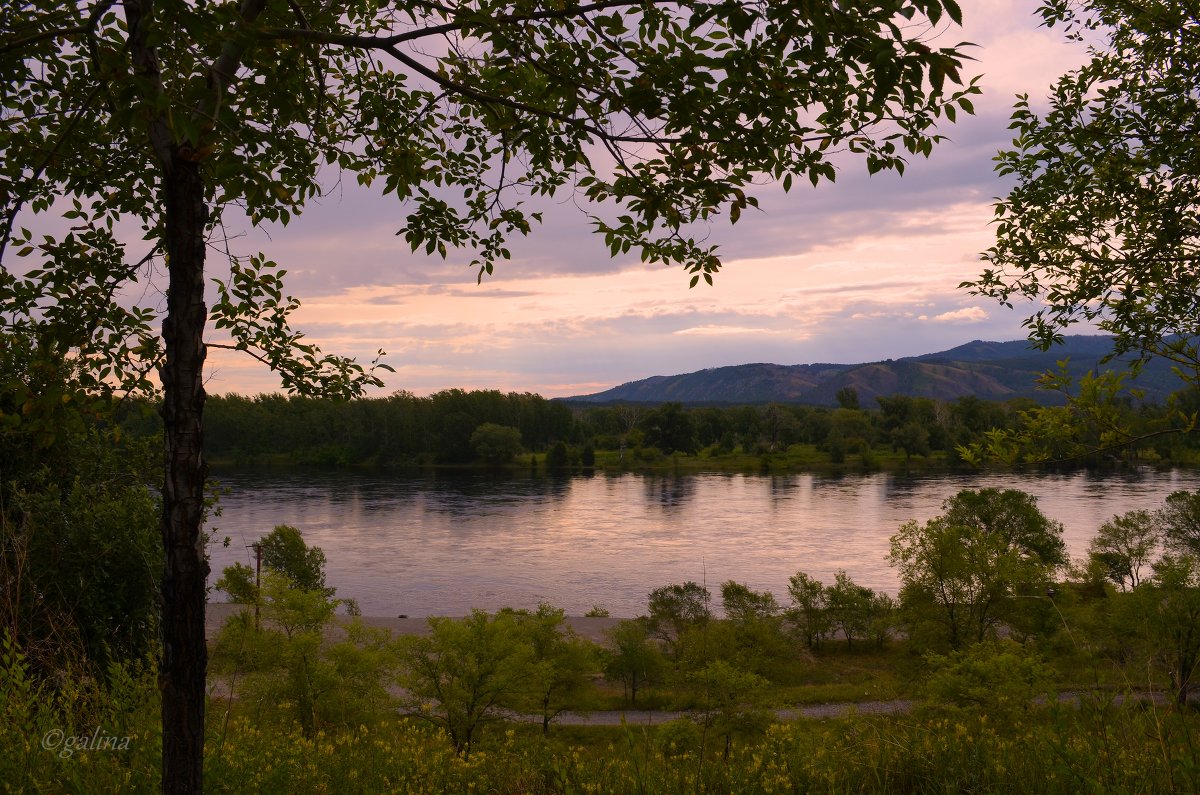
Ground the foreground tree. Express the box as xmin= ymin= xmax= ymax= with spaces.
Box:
xmin=2 ymin=2 xmax=977 ymax=788
xmin=398 ymin=610 xmax=530 ymax=757
xmin=890 ymin=489 xmax=1066 ymax=649
xmin=967 ymin=0 xmax=1200 ymax=384
xmin=1127 ymin=554 xmax=1200 ymax=707
xmin=506 ymin=603 xmax=595 ymax=735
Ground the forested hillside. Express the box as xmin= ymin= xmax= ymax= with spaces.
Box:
xmin=572 ymin=336 xmax=1184 ymax=406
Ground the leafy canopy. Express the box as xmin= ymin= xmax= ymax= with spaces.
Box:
xmin=2 ymin=0 xmax=978 ymax=400
xmin=967 ymin=0 xmax=1200 ymax=381
xmin=890 ymin=488 xmax=1065 ymax=649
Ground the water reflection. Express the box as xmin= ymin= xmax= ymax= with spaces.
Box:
xmin=643 ymin=474 xmax=696 ymax=511
xmin=208 ymin=468 xmax=1200 ymax=619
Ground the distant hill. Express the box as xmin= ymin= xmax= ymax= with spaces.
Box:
xmin=568 ymin=336 xmax=1185 ymax=407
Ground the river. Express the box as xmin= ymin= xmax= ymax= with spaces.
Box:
xmin=206 ymin=468 xmax=1200 ymax=617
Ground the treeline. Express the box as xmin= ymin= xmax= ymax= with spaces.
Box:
xmin=114 ymin=385 xmax=1200 ymax=468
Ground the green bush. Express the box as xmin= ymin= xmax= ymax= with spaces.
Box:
xmin=920 ymin=640 xmax=1054 ymax=719
xmin=656 ymin=718 xmax=701 ymax=758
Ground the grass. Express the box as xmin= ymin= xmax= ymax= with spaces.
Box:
xmin=5 ymin=632 xmax=1200 ymax=794
xmin=771 ymin=647 xmax=910 ymax=705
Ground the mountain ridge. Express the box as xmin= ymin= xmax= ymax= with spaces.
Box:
xmin=567 ymin=336 xmax=1183 ymax=406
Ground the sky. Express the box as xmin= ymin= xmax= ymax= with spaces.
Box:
xmin=202 ymin=1 xmax=1092 ymax=399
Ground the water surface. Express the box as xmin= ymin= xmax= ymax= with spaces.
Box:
xmin=207 ymin=469 xmax=1200 ymax=617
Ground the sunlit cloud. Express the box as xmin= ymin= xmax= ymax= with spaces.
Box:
xmin=673 ymin=325 xmax=775 ymax=337
xmin=922 ymin=306 xmax=990 ymax=323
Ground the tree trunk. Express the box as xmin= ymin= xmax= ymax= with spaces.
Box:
xmin=160 ymin=148 xmax=209 ymax=794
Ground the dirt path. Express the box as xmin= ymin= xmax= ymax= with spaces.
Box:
xmin=495 ymin=690 xmax=1177 ymax=727
xmin=496 ymin=699 xmax=918 ymax=727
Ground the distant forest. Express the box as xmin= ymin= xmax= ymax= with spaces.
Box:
xmin=118 ymin=386 xmax=1200 ymax=470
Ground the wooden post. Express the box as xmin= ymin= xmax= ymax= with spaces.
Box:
xmin=252 ymin=541 xmax=262 ymax=632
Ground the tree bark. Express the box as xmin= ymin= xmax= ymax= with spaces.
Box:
xmin=159 ymin=147 xmax=209 ymax=794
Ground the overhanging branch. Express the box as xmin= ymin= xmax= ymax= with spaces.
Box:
xmin=260 ymin=0 xmax=648 ymax=49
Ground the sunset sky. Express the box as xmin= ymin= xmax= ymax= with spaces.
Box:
xmin=204 ymin=1 xmax=1092 ymax=399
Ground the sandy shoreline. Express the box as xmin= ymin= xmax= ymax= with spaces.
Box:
xmin=205 ymin=602 xmax=623 ymax=645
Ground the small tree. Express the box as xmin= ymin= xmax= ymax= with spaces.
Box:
xmin=216 ymin=524 xmax=335 ymax=617
xmin=508 ymin=603 xmax=596 ymax=735
xmin=1088 ymin=510 xmax=1161 ymax=591
xmin=1160 ymin=490 xmax=1200 ymax=558
xmin=545 ymin=441 xmax=569 ymax=471
xmin=721 ymin=581 xmax=781 ymax=624
xmin=890 ymin=489 xmax=1066 ymax=649
xmin=921 ymin=640 xmax=1054 ymax=719
xmin=786 ymin=572 xmax=830 ymax=651
xmin=214 ymin=563 xmax=257 ymax=606
xmin=210 ymin=572 xmax=394 ymax=736
xmin=647 ymin=581 xmax=711 ymax=661
xmin=719 ymin=580 xmax=789 ymax=673
xmin=398 ymin=610 xmax=530 ymax=757
xmin=823 ymin=570 xmax=877 ymax=651
xmin=1127 ymin=554 xmax=1200 ymax=707
xmin=867 ymin=591 xmax=899 ymax=650
xmin=890 ymin=421 xmax=931 ymax=462
xmin=580 ymin=443 xmax=596 ymax=467
xmin=691 ymin=659 xmax=771 ymax=761
xmin=603 ymin=619 xmax=665 ymax=706
xmin=259 ymin=525 xmax=335 ymax=599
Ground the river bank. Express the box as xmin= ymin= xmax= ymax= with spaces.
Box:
xmin=204 ymin=601 xmax=622 ymax=644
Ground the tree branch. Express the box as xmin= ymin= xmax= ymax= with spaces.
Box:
xmin=123 ymin=0 xmax=174 ymax=167
xmin=0 ymin=82 xmax=105 ymax=263
xmin=377 ymin=39 xmax=677 ymax=145
xmin=199 ymin=0 xmax=272 ymax=135
xmin=0 ymin=23 xmax=86 ymax=56
xmin=260 ymin=0 xmax=649 ymax=49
